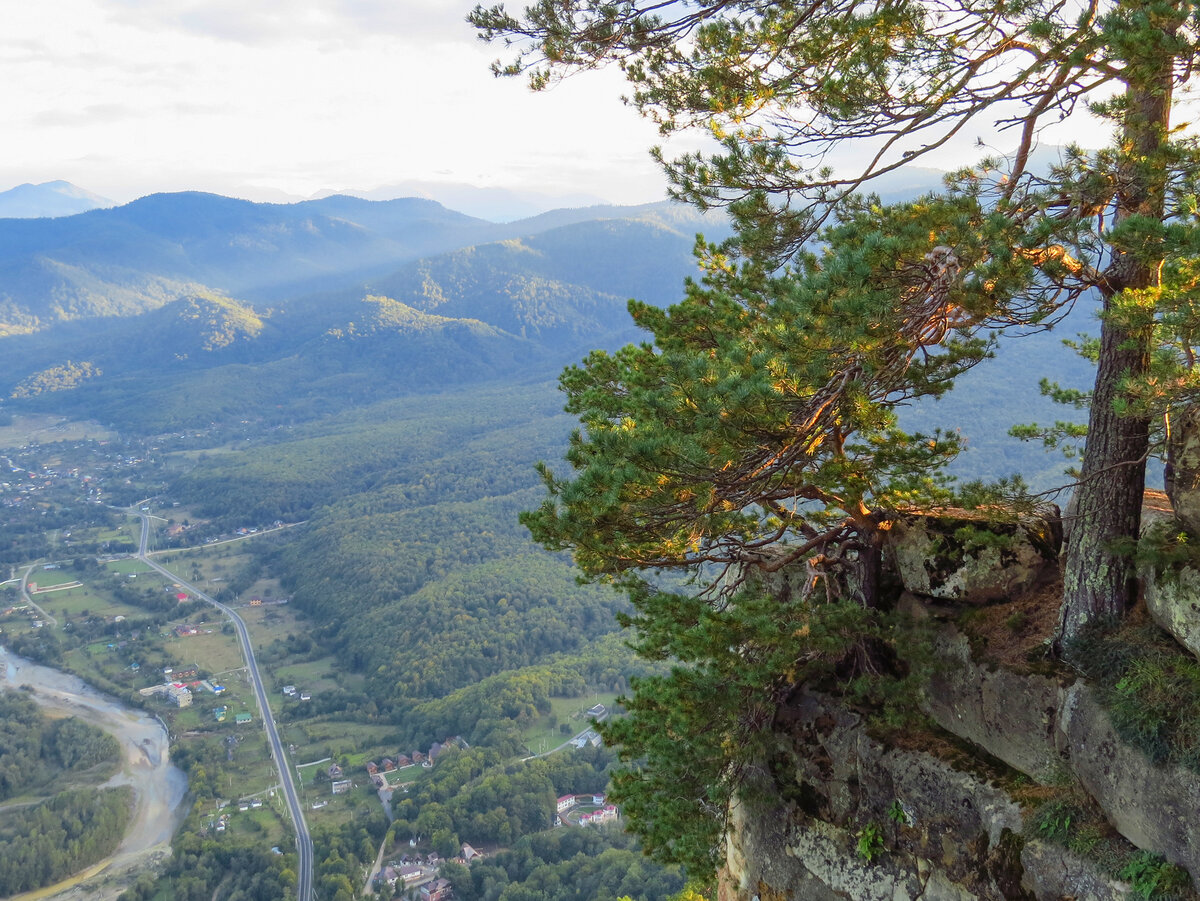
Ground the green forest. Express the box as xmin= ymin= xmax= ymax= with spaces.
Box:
xmin=0 ymin=786 xmax=132 ymax=895
xmin=0 ymin=691 xmax=120 ymax=800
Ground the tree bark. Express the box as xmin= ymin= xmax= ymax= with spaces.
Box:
xmin=1058 ymin=312 xmax=1150 ymax=644
xmin=1058 ymin=4 xmax=1175 ymax=646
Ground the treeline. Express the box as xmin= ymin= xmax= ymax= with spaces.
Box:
xmin=118 ymin=832 xmax=296 ymax=901
xmin=440 ymin=828 xmax=685 ymax=901
xmin=0 ymin=786 xmax=132 ymax=895
xmin=0 ymin=691 xmax=121 ymax=800
xmin=390 ymin=745 xmax=614 ymax=851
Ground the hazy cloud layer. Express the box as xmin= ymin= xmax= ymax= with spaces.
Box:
xmin=1 ymin=1 xmax=672 ymax=208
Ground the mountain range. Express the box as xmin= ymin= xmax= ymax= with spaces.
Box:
xmin=0 ymin=177 xmax=1096 ymax=490
xmin=0 ymin=190 xmax=733 ymax=429
xmin=0 ymin=181 xmax=113 ymax=220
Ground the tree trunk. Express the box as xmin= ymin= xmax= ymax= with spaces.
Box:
xmin=843 ymin=522 xmax=884 ymax=610
xmin=1058 ymin=313 xmax=1150 ymax=644
xmin=1058 ymin=6 xmax=1174 ymax=646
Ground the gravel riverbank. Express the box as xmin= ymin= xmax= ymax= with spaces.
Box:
xmin=0 ymin=649 xmax=190 ymax=901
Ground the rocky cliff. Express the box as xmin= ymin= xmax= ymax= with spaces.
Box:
xmin=718 ymin=504 xmax=1200 ymax=901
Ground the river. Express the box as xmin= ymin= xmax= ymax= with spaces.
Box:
xmin=0 ymin=649 xmax=190 ymax=901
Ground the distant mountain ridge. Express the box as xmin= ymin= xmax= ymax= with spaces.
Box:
xmin=0 ymin=190 xmax=723 ymax=337
xmin=0 ymin=181 xmax=113 ymax=219
xmin=0 ymin=191 xmax=729 ymax=425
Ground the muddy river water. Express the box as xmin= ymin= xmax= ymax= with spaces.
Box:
xmin=1 ymin=649 xmax=190 ymax=901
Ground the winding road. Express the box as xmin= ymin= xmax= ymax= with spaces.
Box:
xmin=135 ymin=512 xmax=314 ymax=901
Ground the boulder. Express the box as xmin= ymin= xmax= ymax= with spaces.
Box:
xmin=919 ymin=616 xmax=1069 ymax=782
xmin=886 ymin=508 xmax=1061 ymax=603
xmin=1142 ymin=561 xmax=1200 ymax=661
xmin=1061 ymin=683 xmax=1200 ymax=878
xmin=720 ymin=690 xmax=1124 ymax=901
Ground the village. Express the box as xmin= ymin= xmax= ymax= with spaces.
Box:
xmin=370 ymin=790 xmax=620 ymax=899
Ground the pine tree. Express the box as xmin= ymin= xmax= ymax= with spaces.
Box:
xmin=472 ymin=0 xmax=1200 ymax=642
xmin=473 ymin=0 xmax=1200 ymax=873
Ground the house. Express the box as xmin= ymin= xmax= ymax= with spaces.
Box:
xmin=299 ymin=691 xmax=311 ymax=701
xmin=580 ymin=805 xmax=619 ymax=826
xmin=366 ymin=761 xmax=379 ymax=775
xmin=587 ymin=703 xmax=607 ymax=718
xmin=461 ymin=842 xmax=480 ymax=861
xmin=382 ymin=758 xmax=396 ymax=772
xmin=556 ymin=795 xmax=576 ymax=813
xmin=167 ymin=685 xmax=192 ymax=707
xmin=214 ymin=706 xmax=228 ymax=722
xmin=332 ymin=780 xmax=352 ymax=795
xmin=327 ymin=763 xmax=343 ymax=779
xmin=396 ymin=754 xmax=411 ymax=767
xmin=420 ymin=878 xmax=453 ymax=901
xmin=282 ymin=685 xmax=297 ymax=697
xmin=592 ymin=793 xmax=606 ymax=805
xmin=412 ymin=751 xmax=425 ymax=764
xmin=235 ymin=713 xmax=252 ymax=725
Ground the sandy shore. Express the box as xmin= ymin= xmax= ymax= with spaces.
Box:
xmin=0 ymin=650 xmax=190 ymax=901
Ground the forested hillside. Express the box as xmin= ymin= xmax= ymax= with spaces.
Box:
xmin=170 ymin=381 xmax=639 ymax=743
xmin=0 ymin=187 xmax=1117 ymax=900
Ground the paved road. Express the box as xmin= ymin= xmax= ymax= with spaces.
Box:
xmin=17 ymin=563 xmax=58 ymax=626
xmin=135 ymin=512 xmax=314 ymax=901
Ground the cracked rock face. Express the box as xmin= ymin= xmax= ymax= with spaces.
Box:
xmin=885 ymin=510 xmax=1061 ymax=604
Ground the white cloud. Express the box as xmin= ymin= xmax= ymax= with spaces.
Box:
xmin=1 ymin=1 xmax=669 ymax=206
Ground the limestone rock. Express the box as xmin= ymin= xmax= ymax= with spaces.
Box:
xmin=1019 ymin=840 xmax=1129 ymax=901
xmin=1141 ymin=561 xmax=1200 ymax=661
xmin=920 ymin=622 xmax=1069 ymax=782
xmin=886 ymin=509 xmax=1061 ymax=603
xmin=1061 ymin=683 xmax=1200 ymax=879
xmin=718 ymin=688 xmax=1151 ymax=901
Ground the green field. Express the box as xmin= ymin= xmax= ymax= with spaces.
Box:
xmin=270 ymin=658 xmax=340 ymax=693
xmin=0 ymin=414 xmax=112 ymax=449
xmin=105 ymin=559 xmax=155 ymax=575
xmin=520 ymin=693 xmax=619 ymax=756
xmin=164 ymin=625 xmax=245 ymax=673
xmin=26 ymin=567 xmax=82 ymax=588
xmin=32 ymin=586 xmax=144 ymax=621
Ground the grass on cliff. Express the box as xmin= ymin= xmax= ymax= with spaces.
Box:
xmin=1067 ymin=618 xmax=1200 ymax=773
xmin=1031 ymin=795 xmax=1194 ymax=900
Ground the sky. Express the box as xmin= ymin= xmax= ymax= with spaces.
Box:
xmin=4 ymin=2 xmax=1124 ymax=217
xmin=2 ymin=1 xmax=678 ymax=210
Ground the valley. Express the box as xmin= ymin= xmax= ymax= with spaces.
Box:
xmin=0 ymin=189 xmax=1097 ymax=901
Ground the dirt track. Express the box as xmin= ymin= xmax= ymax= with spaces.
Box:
xmin=0 ymin=650 xmax=190 ymax=901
